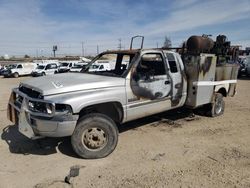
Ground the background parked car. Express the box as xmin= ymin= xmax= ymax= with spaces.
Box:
xmin=31 ymin=63 xmax=58 ymax=76
xmin=88 ymin=61 xmax=112 ymax=72
xmin=2 ymin=63 xmax=36 ymax=78
xmin=238 ymin=56 xmax=250 ymax=77
xmin=0 ymin=65 xmax=6 ymax=75
xmin=70 ymin=62 xmax=88 ymax=72
xmin=58 ymin=62 xmax=73 ymax=73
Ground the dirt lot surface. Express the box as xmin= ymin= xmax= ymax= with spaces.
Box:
xmin=0 ymin=76 xmax=249 ymax=188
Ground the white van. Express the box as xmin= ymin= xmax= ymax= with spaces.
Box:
xmin=31 ymin=63 xmax=58 ymax=77
xmin=2 ymin=63 xmax=36 ymax=78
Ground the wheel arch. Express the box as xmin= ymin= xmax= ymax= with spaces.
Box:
xmin=78 ymin=102 xmax=124 ymax=124
xmin=214 ymin=85 xmax=228 ymax=97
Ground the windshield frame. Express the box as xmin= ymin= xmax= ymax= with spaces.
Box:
xmin=82 ymin=51 xmax=139 ymax=78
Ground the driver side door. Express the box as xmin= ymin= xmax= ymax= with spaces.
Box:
xmin=125 ymin=51 xmax=172 ymax=122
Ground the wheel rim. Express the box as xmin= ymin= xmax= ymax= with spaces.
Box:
xmin=215 ymin=98 xmax=223 ymax=114
xmin=82 ymin=127 xmax=108 ymax=151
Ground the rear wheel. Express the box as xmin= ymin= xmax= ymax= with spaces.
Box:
xmin=71 ymin=113 xmax=118 ymax=159
xmin=207 ymin=93 xmax=225 ymax=117
xmin=42 ymin=72 xmax=46 ymax=76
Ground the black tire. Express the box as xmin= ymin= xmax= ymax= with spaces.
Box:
xmin=246 ymin=69 xmax=250 ymax=77
xmin=237 ymin=71 xmax=242 ymax=78
xmin=42 ymin=72 xmax=46 ymax=76
xmin=13 ymin=72 xmax=19 ymax=78
xmin=207 ymin=93 xmax=225 ymax=117
xmin=71 ymin=113 xmax=118 ymax=159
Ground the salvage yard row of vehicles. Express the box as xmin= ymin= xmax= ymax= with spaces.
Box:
xmin=0 ymin=59 xmax=126 ymax=77
xmin=0 ymin=59 xmax=93 ymax=77
xmin=7 ymin=35 xmax=239 ymax=159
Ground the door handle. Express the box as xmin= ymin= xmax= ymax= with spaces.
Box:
xmin=165 ymin=80 xmax=170 ymax=85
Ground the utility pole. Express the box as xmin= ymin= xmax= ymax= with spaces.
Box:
xmin=81 ymin=42 xmax=85 ymax=56
xmin=118 ymin=38 xmax=122 ymax=50
xmin=53 ymin=45 xmax=57 ymax=57
xmin=97 ymin=45 xmax=99 ymax=54
xmin=156 ymin=42 xmax=159 ymax=48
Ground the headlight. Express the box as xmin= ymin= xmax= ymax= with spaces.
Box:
xmin=28 ymin=101 xmax=34 ymax=108
xmin=28 ymin=101 xmax=53 ymax=114
xmin=55 ymin=104 xmax=72 ymax=114
xmin=46 ymin=104 xmax=53 ymax=114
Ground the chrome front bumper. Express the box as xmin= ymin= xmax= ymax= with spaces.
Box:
xmin=7 ymin=88 xmax=78 ymax=139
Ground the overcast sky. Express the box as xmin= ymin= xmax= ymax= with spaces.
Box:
xmin=0 ymin=0 xmax=249 ymax=57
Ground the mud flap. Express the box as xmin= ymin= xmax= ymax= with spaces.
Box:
xmin=18 ymin=102 xmax=35 ymax=139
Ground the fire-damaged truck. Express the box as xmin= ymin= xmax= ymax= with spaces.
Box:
xmin=7 ymin=35 xmax=239 ymax=159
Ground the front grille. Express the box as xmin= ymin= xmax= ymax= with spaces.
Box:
xmin=2 ymin=70 xmax=11 ymax=74
xmin=14 ymin=95 xmax=23 ymax=109
xmin=19 ymin=86 xmax=43 ymax=99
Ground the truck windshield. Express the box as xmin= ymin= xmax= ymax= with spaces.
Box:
xmin=82 ymin=52 xmax=137 ymax=77
xmin=60 ymin=63 xmax=69 ymax=67
xmin=37 ymin=65 xmax=45 ymax=70
xmin=73 ymin=64 xmax=85 ymax=68
xmin=7 ymin=64 xmax=17 ymax=69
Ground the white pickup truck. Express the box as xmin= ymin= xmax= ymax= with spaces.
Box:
xmin=7 ymin=35 xmax=239 ymax=159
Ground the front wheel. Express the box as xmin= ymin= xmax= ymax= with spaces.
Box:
xmin=207 ymin=93 xmax=225 ymax=117
xmin=13 ymin=72 xmax=19 ymax=78
xmin=71 ymin=113 xmax=118 ymax=159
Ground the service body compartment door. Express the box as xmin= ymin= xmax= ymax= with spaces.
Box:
xmin=184 ymin=54 xmax=217 ymax=107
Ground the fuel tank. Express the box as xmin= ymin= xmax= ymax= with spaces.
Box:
xmin=187 ymin=36 xmax=214 ymax=53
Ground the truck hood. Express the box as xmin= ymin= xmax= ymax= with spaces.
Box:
xmin=20 ymin=73 xmax=125 ymax=96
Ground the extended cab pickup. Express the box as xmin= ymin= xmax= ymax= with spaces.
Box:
xmin=7 ymin=39 xmax=238 ymax=159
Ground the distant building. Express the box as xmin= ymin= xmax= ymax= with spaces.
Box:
xmin=4 ymin=54 xmax=9 ymax=60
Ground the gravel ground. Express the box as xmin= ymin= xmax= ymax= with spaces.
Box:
xmin=0 ymin=75 xmax=249 ymax=188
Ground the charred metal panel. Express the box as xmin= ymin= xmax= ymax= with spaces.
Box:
xmin=184 ymin=54 xmax=217 ymax=108
xmin=129 ymin=52 xmax=171 ymax=100
xmin=125 ymin=50 xmax=173 ymax=122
